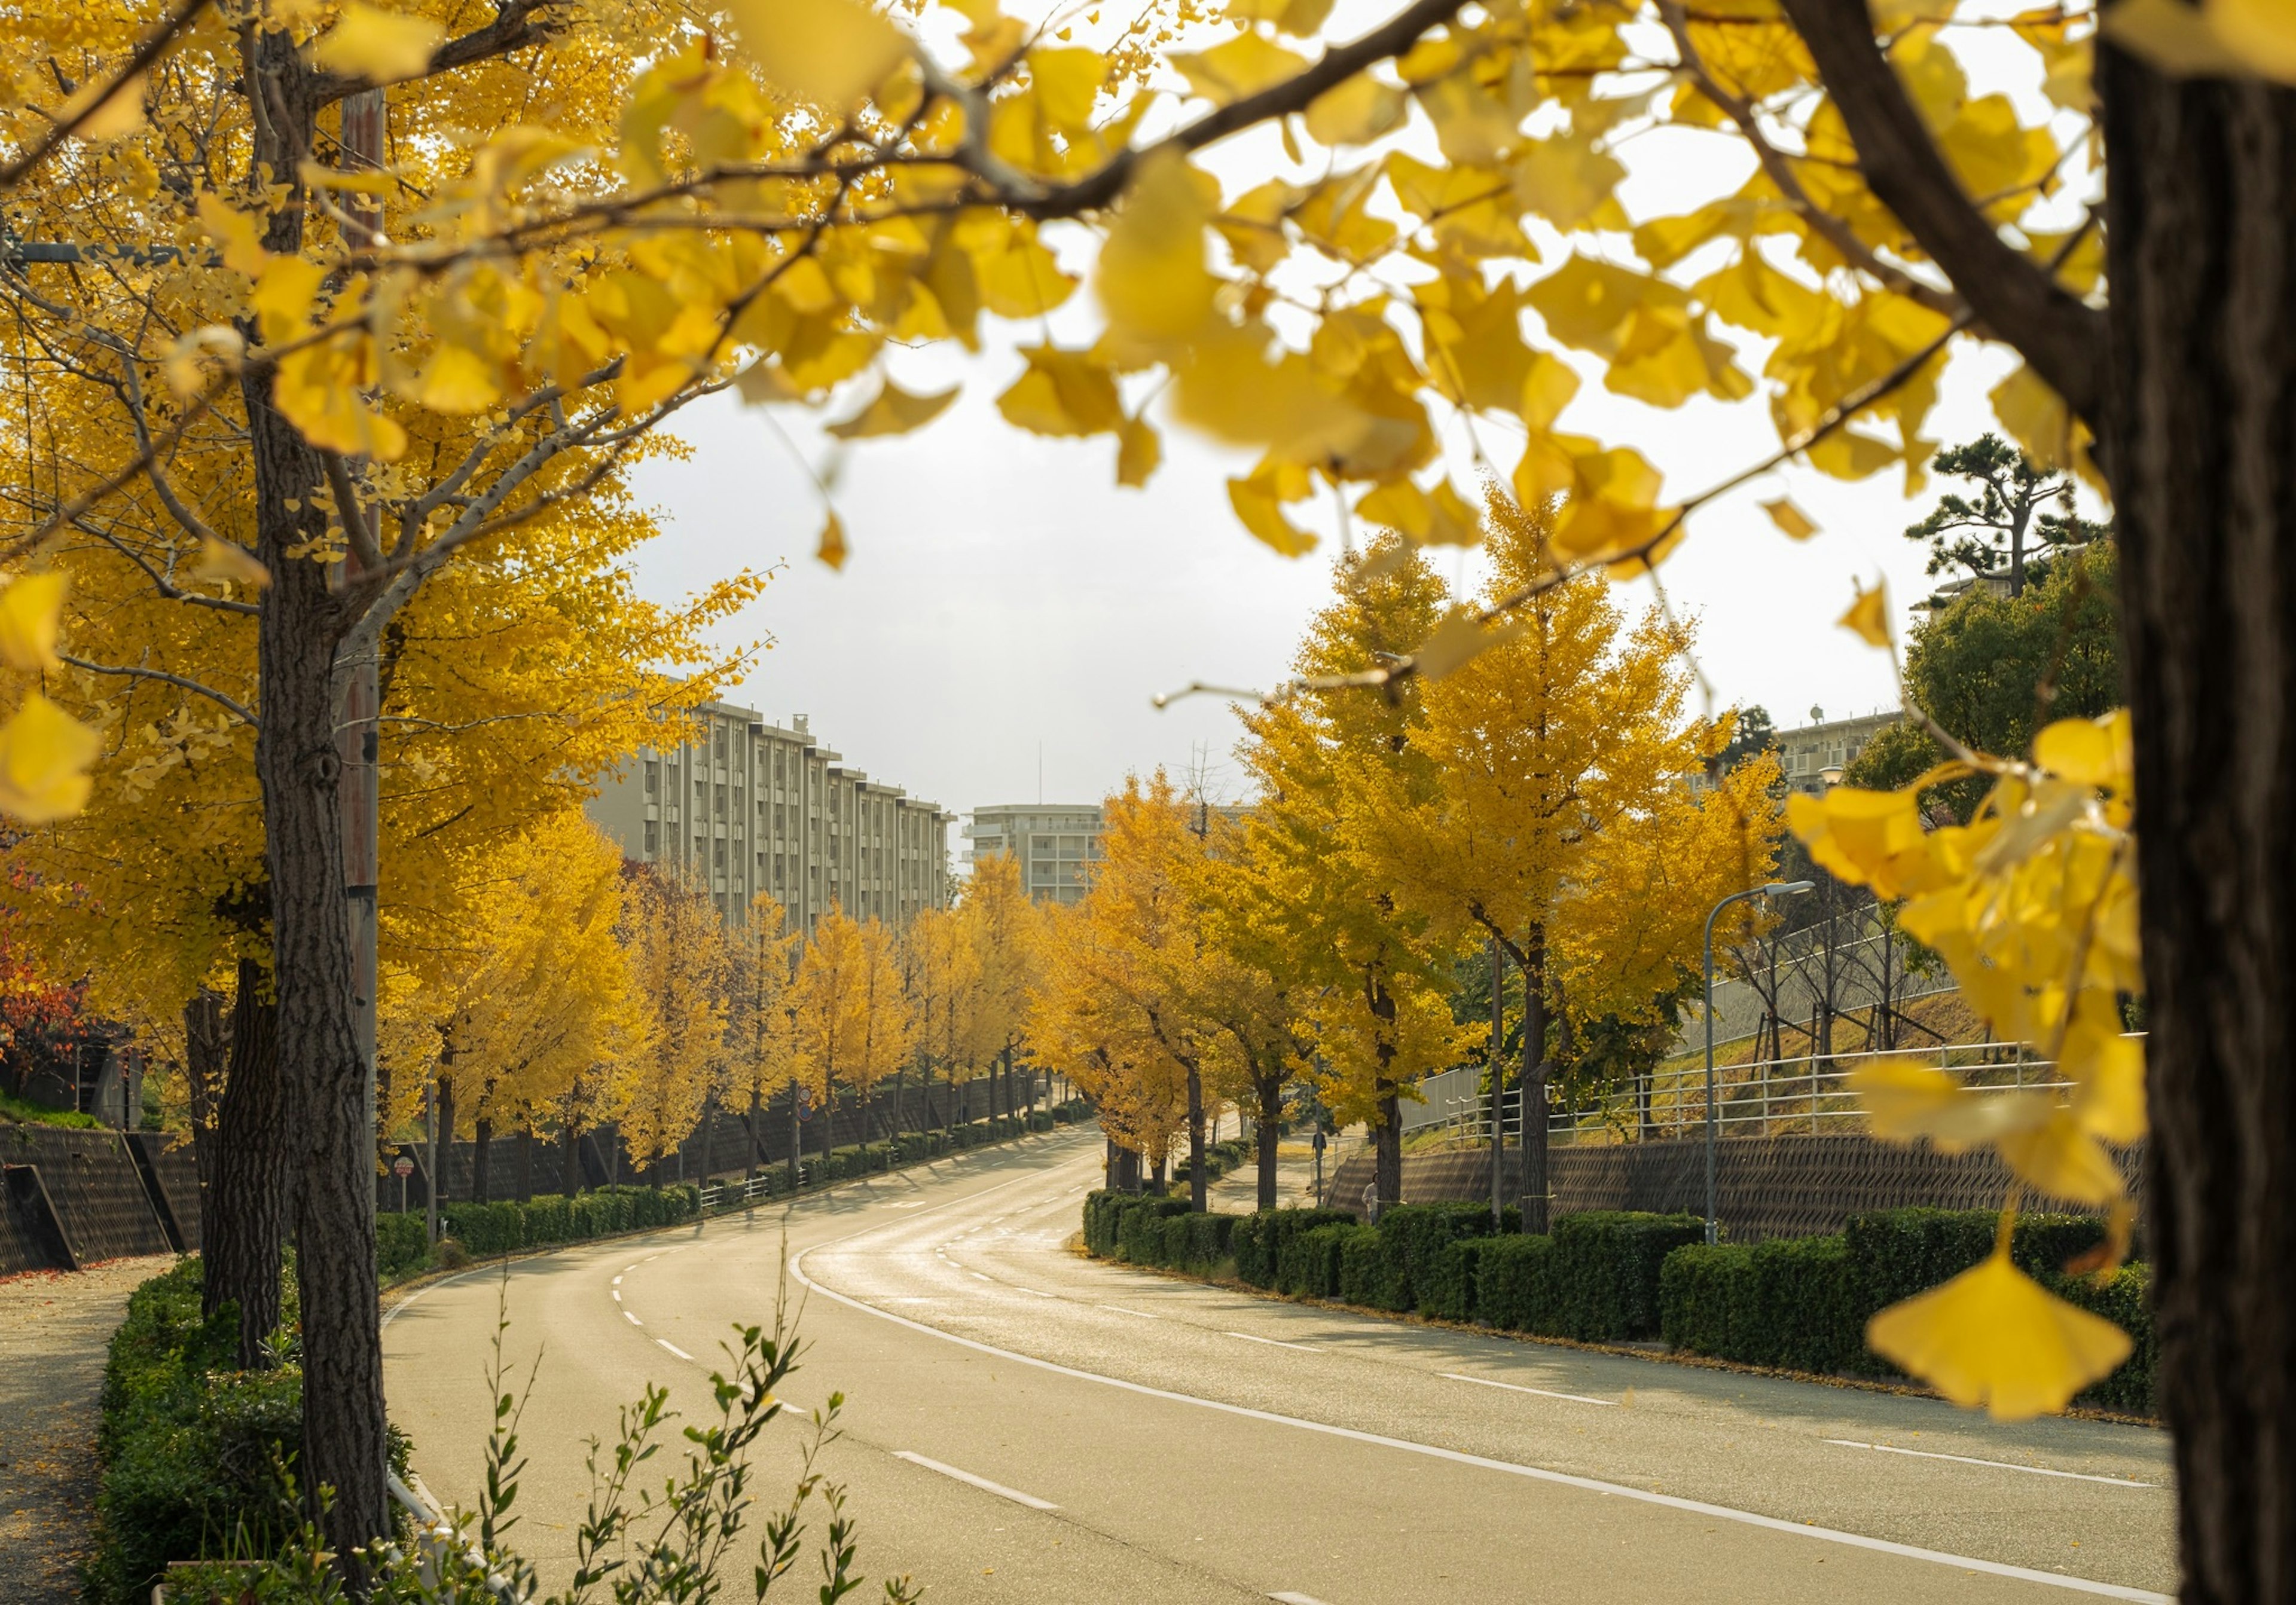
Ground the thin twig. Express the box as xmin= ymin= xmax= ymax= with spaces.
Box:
xmin=60 ymin=651 xmax=260 ymax=728
xmin=0 ymin=0 xmax=212 ymax=191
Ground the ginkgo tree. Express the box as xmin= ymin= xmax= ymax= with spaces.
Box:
xmin=6 ymin=0 xmax=2293 ymax=1578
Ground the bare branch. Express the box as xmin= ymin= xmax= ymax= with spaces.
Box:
xmin=61 ymin=651 xmax=260 ymax=729
xmin=305 ymin=0 xmax=561 ymax=105
xmin=1776 ymin=0 xmax=2106 ymax=424
xmin=0 ymin=381 xmax=225 ymax=567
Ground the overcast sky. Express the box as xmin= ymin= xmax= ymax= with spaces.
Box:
xmin=621 ymin=2 xmax=2093 ymax=837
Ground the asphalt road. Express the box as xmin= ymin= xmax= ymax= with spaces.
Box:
xmin=383 ymin=1129 xmax=2177 ymax=1604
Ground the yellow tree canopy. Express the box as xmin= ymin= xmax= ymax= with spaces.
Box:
xmin=790 ymin=901 xmax=869 ymax=1105
xmin=725 ymin=891 xmax=799 ymax=1111
xmin=615 ymin=861 xmax=731 ymax=1164
xmin=849 ymin=913 xmax=916 ymax=1110
xmin=376 ymin=809 xmax=636 ymax=1138
xmin=1031 ymin=896 xmax=1189 ymax=1167
xmin=959 ymin=851 xmax=1041 ymax=1065
xmin=900 ymin=903 xmax=982 ymax=1080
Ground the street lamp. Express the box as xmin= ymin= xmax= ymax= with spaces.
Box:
xmin=1703 ymin=880 xmax=1815 ymax=1244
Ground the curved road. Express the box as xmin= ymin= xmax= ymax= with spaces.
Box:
xmin=384 ymin=1129 xmax=2175 ymax=1603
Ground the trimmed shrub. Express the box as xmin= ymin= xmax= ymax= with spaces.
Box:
xmin=1336 ymin=1225 xmax=1407 ymax=1310
xmin=1550 ymin=1212 xmax=1705 ymax=1341
xmin=1179 ymin=1210 xmax=1236 ymax=1271
xmin=375 ymin=1210 xmax=430 ymax=1280
xmin=1421 ymin=1238 xmax=1486 ymax=1323
xmin=85 ymin=1258 xmax=413 ymax=1605
xmin=1232 ymin=1207 xmax=1356 ymax=1289
xmin=1118 ymin=1197 xmax=1191 ymax=1263
xmin=2053 ymin=1262 xmax=2154 ymax=1414
xmin=1376 ymin=1203 xmax=1503 ymax=1316
xmin=1659 ymin=1243 xmax=1747 ymax=1358
xmin=1283 ymin=1222 xmax=1353 ymax=1297
xmin=1476 ymin=1233 xmax=1557 ymax=1332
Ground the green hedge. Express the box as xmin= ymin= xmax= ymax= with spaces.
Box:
xmin=1659 ymin=1209 xmax=2152 ymax=1412
xmin=1232 ymin=1207 xmax=1357 ymax=1288
xmin=1171 ymin=1136 xmax=1253 ymax=1190
xmin=86 ymin=1259 xmax=410 ymax=1605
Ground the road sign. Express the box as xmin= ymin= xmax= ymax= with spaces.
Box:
xmin=392 ymin=1156 xmax=414 ymax=1177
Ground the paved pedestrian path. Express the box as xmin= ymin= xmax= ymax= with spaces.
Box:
xmin=0 ymin=1256 xmax=178 ymax=1605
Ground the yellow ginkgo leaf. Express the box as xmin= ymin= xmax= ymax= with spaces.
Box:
xmin=1116 ymin=416 xmax=1162 ymax=488
xmin=194 ymin=193 xmax=269 ymax=276
xmin=1838 ymin=580 xmax=1891 ymax=648
xmin=1097 ymin=151 xmax=1219 ymax=354
xmin=2100 ymin=0 xmax=2249 ymax=76
xmin=0 ymin=693 xmax=102 ymax=824
xmin=1303 ymin=74 xmax=1407 ymax=147
xmin=1867 ymin=1249 xmax=2131 ymax=1420
xmin=1228 ymin=473 xmax=1317 ymax=558
xmin=816 ymin=511 xmax=848 ymax=571
xmin=1849 ymin=1059 xmax=2047 ymax=1151
xmin=823 ymin=377 xmax=960 ymax=439
xmin=1996 ymin=1111 xmax=2127 ymax=1206
xmin=996 ymin=347 xmax=1123 ymax=438
xmin=2033 ymin=712 xmax=2129 ymax=790
xmin=1170 ymin=33 xmax=1309 ymax=105
xmin=725 ymin=0 xmax=909 ymax=107
xmin=0 ymin=571 xmax=69 ymax=672
xmin=162 ymin=326 xmax=246 ymax=401
xmin=193 ymin=539 xmax=272 ymax=590
xmin=307 ymin=4 xmax=447 ymax=81
xmin=1413 ymin=614 xmax=1525 ymax=679
xmin=63 ymin=71 xmax=147 ymax=142
xmin=1761 ymin=497 xmax=1819 ymax=540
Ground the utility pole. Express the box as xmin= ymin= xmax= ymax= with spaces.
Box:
xmin=336 ymin=88 xmax=386 ymax=1184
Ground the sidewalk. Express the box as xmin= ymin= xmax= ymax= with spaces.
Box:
xmin=0 ymin=1256 xmax=178 ymax=1605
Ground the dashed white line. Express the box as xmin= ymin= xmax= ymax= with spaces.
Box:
xmin=1226 ymin=1331 xmax=1317 ymax=1352
xmin=1269 ymin=1594 xmax=1333 ymax=1605
xmin=1441 ymin=1372 xmax=1616 ymax=1407
xmin=612 ymin=1289 xmax=622 ymax=1302
xmin=1824 ymin=1440 xmax=2159 ymax=1488
xmin=1101 ymin=1305 xmax=1161 ymax=1319
xmin=1016 ymin=1287 xmax=1055 ymax=1297
xmin=657 ymin=1339 xmax=693 ymax=1361
xmin=624 ymin=1310 xmax=643 ymax=1326
xmin=969 ymin=1272 xmax=993 ymax=1283
xmin=892 ymin=1451 xmax=1059 ymax=1511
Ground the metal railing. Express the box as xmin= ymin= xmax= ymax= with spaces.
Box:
xmin=1547 ymin=1041 xmax=2077 ymax=1147
xmin=1406 ymin=1040 xmax=2096 ymax=1149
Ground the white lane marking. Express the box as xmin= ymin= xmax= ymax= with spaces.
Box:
xmin=1226 ymin=1331 xmax=1317 ymax=1353
xmin=657 ymin=1338 xmax=693 ymax=1361
xmin=624 ymin=1310 xmax=643 ymax=1326
xmin=790 ymin=1239 xmax=2169 ymax=1604
xmin=612 ymin=1275 xmax=623 ymax=1286
xmin=1018 ymin=1287 xmax=1055 ymax=1298
xmin=624 ymin=1264 xmax=639 ymax=1274
xmin=1825 ymin=1440 xmax=2160 ymax=1488
xmin=1442 ymin=1372 xmax=1616 ymax=1408
xmin=1101 ymin=1305 xmax=1162 ymax=1319
xmin=612 ymin=1290 xmax=622 ymax=1302
xmin=1269 ymin=1594 xmax=1333 ymax=1605
xmin=892 ymin=1451 xmax=1060 ymax=1512
xmin=969 ymin=1272 xmax=993 ymax=1283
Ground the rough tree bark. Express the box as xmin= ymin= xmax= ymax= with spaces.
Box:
xmin=1186 ymin=1064 xmax=1207 ymax=1212
xmin=2099 ymin=48 xmax=2296 ymax=1605
xmin=1519 ymin=924 xmax=1549 ymax=1234
xmin=1255 ymin=1071 xmax=1283 ymax=1210
xmin=471 ymin=1115 xmax=492 ymax=1203
xmin=203 ymin=958 xmax=289 ymax=1368
xmin=181 ymin=988 xmax=227 ymax=1196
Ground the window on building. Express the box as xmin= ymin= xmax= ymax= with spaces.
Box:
xmin=714 ymin=726 xmax=727 ymax=760
xmin=643 ymin=760 xmax=659 ymax=795
xmin=643 ymin=820 xmax=658 ymax=855
xmin=716 ymin=783 xmax=727 ymax=814
xmin=714 ymin=839 xmax=726 ymax=870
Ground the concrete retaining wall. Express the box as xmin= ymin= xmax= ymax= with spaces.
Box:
xmin=1324 ymin=1133 xmax=2145 ymax=1241
xmin=1 ymin=1124 xmax=175 ymax=1268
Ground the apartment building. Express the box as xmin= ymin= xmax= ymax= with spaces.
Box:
xmin=587 ymin=700 xmax=953 ymax=934
xmin=964 ymin=803 xmax=1104 ymax=904
xmin=1775 ymin=708 xmax=1898 ymax=796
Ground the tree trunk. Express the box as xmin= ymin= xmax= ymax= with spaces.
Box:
xmin=203 ymin=957 xmax=289 ymax=1368
xmin=1256 ymin=1074 xmax=1282 ymax=1211
xmin=182 ymin=988 xmax=228 ymax=1196
xmin=788 ymin=1081 xmax=802 ymax=1190
xmin=1113 ymin=1142 xmax=1141 ymax=1193
xmin=746 ymin=1090 xmax=764 ymax=1181
xmin=1521 ymin=923 xmax=1550 ymax=1234
xmin=1373 ymin=1092 xmax=1402 ymax=1215
xmin=1186 ymin=1065 xmax=1207 ymax=1212
xmin=471 ymin=1115 xmax=492 ymax=1204
xmin=2100 ymin=50 xmax=2296 ymax=1604
xmin=560 ymin=1117 xmax=582 ymax=1196
xmin=432 ymin=1073 xmax=456 ymax=1205
xmin=518 ymin=1124 xmax=533 ymax=1202
xmin=697 ymin=1094 xmax=715 ymax=1187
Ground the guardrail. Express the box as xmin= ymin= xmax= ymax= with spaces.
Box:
xmin=1406 ymin=1040 xmax=2114 ymax=1150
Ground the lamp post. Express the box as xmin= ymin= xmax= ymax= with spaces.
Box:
xmin=1703 ymin=880 xmax=1815 ymax=1244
